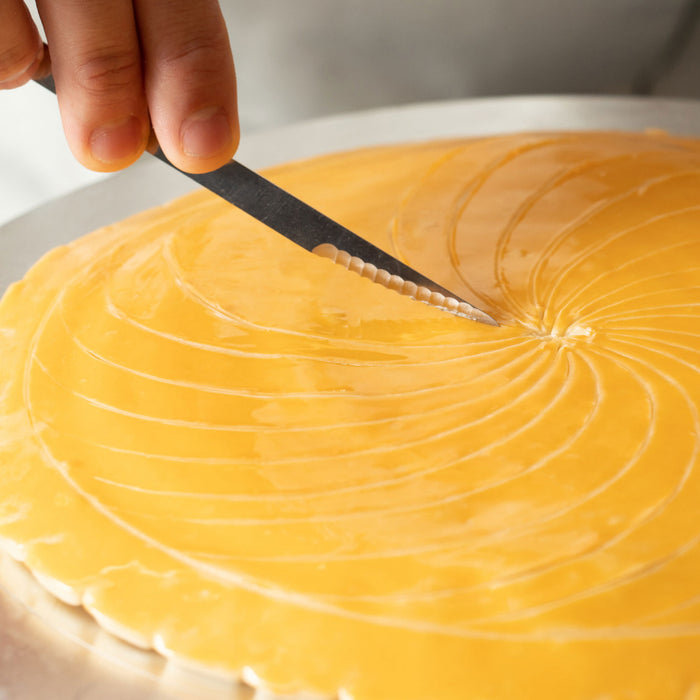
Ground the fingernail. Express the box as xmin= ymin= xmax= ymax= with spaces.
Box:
xmin=89 ymin=116 xmax=143 ymax=164
xmin=181 ymin=107 xmax=232 ymax=159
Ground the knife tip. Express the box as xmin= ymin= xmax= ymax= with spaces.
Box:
xmin=313 ymin=243 xmax=498 ymax=326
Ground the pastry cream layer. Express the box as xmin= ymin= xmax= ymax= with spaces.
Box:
xmin=2 ymin=132 xmax=700 ymax=699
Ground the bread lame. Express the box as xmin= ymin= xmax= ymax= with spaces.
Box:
xmin=35 ymin=75 xmax=497 ymax=326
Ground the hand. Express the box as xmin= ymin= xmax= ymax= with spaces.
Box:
xmin=0 ymin=0 xmax=239 ymax=174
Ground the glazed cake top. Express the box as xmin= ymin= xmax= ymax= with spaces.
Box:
xmin=1 ymin=131 xmax=700 ymax=699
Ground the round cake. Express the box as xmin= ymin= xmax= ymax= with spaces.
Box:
xmin=1 ymin=131 xmax=700 ymax=699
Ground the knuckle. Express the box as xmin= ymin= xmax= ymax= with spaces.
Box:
xmin=73 ymin=48 xmax=141 ymax=97
xmin=159 ymin=32 xmax=229 ymax=81
xmin=0 ymin=42 xmax=38 ymax=82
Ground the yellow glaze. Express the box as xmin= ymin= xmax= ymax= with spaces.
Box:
xmin=2 ymin=131 xmax=700 ymax=699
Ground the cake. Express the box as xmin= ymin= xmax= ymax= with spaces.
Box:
xmin=1 ymin=131 xmax=700 ymax=699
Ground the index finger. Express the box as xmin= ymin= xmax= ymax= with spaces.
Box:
xmin=36 ymin=0 xmax=150 ymax=172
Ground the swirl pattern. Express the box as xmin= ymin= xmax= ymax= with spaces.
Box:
xmin=2 ymin=132 xmax=700 ymax=699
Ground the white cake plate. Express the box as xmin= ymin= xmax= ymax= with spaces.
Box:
xmin=2 ymin=95 xmax=700 ymax=700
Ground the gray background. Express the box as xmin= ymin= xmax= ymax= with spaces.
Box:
xmin=2 ymin=0 xmax=700 ymax=225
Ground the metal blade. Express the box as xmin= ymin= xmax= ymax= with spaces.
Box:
xmin=34 ymin=74 xmax=498 ymax=325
